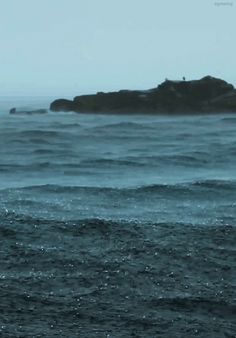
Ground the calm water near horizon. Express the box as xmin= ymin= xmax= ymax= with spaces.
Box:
xmin=0 ymin=98 xmax=235 ymax=337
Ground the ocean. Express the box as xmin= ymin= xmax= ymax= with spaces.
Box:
xmin=0 ymin=98 xmax=235 ymax=337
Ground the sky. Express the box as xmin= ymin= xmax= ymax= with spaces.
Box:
xmin=0 ymin=0 xmax=235 ymax=96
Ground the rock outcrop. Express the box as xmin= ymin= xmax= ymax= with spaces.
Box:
xmin=9 ymin=108 xmax=48 ymax=115
xmin=50 ymin=76 xmax=236 ymax=114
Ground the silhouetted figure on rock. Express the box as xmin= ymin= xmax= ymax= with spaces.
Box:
xmin=9 ymin=108 xmax=16 ymax=114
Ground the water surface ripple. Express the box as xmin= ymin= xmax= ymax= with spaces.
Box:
xmin=0 ymin=103 xmax=235 ymax=337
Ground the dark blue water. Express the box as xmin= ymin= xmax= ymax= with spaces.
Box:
xmin=0 ymin=99 xmax=236 ymax=337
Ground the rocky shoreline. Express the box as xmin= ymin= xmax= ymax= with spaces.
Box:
xmin=49 ymin=76 xmax=236 ymax=114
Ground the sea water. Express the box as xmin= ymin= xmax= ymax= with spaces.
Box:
xmin=0 ymin=98 xmax=235 ymax=337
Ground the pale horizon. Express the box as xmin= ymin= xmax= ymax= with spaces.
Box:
xmin=0 ymin=0 xmax=235 ymax=96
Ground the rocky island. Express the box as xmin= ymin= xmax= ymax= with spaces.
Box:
xmin=50 ymin=76 xmax=236 ymax=114
xmin=9 ymin=108 xmax=48 ymax=115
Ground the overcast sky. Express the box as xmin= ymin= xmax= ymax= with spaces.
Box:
xmin=0 ymin=0 xmax=235 ymax=96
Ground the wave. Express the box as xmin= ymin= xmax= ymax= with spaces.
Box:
xmin=133 ymin=179 xmax=236 ymax=194
xmin=192 ymin=179 xmax=236 ymax=190
xmin=0 ymin=154 xmax=217 ymax=175
xmin=1 ymin=211 xmax=235 ymax=234
xmin=0 ymin=213 xmax=154 ymax=239
xmin=17 ymin=130 xmax=61 ymax=138
xmin=0 ymin=183 xmax=177 ymax=195
xmin=0 ymin=162 xmax=53 ymax=171
xmin=6 ymin=131 xmax=62 ymax=145
xmin=220 ymin=117 xmax=236 ymax=123
xmin=52 ymin=122 xmax=81 ymax=129
xmin=127 ymin=154 xmax=209 ymax=165
xmin=1 ymin=179 xmax=235 ymax=195
xmin=80 ymin=158 xmax=143 ymax=167
xmin=10 ymin=138 xmax=51 ymax=145
xmin=33 ymin=149 xmax=55 ymax=154
xmin=49 ymin=152 xmax=220 ymax=168
xmin=91 ymin=121 xmax=155 ymax=130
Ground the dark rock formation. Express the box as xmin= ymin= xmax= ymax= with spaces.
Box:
xmin=9 ymin=108 xmax=48 ymax=115
xmin=50 ymin=76 xmax=236 ymax=114
xmin=49 ymin=99 xmax=76 ymax=113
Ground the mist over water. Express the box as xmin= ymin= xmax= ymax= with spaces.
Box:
xmin=0 ymin=99 xmax=236 ymax=337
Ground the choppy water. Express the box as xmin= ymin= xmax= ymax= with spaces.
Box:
xmin=0 ymin=98 xmax=236 ymax=337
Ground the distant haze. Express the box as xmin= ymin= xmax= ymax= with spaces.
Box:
xmin=0 ymin=0 xmax=235 ymax=96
